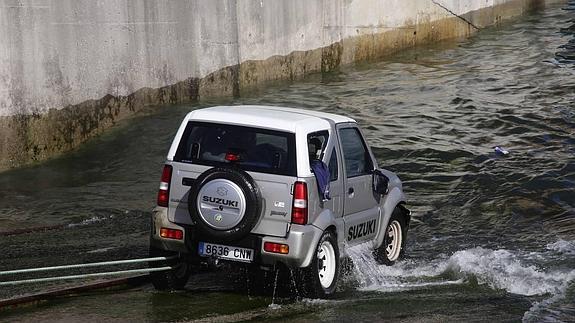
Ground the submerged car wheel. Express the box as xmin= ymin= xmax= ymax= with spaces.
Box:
xmin=149 ymin=245 xmax=192 ymax=291
xmin=374 ymin=207 xmax=408 ymax=266
xmin=188 ymin=167 xmax=262 ymax=242
xmin=301 ymin=230 xmax=340 ymax=298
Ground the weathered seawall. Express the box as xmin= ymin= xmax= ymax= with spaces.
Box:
xmin=0 ymin=0 xmax=549 ymax=170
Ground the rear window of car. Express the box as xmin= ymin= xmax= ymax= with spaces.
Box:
xmin=174 ymin=121 xmax=297 ymax=176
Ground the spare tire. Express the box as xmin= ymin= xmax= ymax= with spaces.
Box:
xmin=188 ymin=167 xmax=262 ymax=242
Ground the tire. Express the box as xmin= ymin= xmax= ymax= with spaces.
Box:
xmin=149 ymin=245 xmax=192 ymax=291
xmin=299 ymin=230 xmax=340 ymax=298
xmin=188 ymin=167 xmax=262 ymax=242
xmin=373 ymin=207 xmax=408 ymax=266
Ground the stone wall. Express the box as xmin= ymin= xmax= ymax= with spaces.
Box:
xmin=0 ymin=0 xmax=549 ymax=170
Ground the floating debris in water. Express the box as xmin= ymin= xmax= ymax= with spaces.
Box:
xmin=493 ymin=146 xmax=510 ymax=155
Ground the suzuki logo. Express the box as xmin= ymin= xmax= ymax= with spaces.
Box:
xmin=202 ymin=196 xmax=239 ymax=208
xmin=216 ymin=187 xmax=228 ymax=196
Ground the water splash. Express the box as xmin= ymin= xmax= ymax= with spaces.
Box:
xmin=522 ymin=291 xmax=574 ymax=323
xmin=66 ymin=211 xmax=125 ymax=228
xmin=347 ymin=243 xmax=457 ymax=292
xmin=546 ymin=239 xmax=575 ymax=255
xmin=347 ymin=244 xmax=575 ymax=297
xmin=268 ymin=303 xmax=282 ymax=310
xmin=67 ymin=216 xmax=108 ymax=227
xmin=446 ymin=248 xmax=574 ymax=296
xmin=348 ymin=242 xmax=575 ymax=321
xmin=270 ymin=269 xmax=280 ymax=308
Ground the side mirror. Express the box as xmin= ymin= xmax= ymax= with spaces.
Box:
xmin=373 ymin=169 xmax=389 ymax=195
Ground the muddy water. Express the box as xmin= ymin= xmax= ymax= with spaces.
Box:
xmin=1 ymin=2 xmax=575 ymax=322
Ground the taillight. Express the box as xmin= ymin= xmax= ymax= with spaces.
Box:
xmin=264 ymin=242 xmax=289 ymax=254
xmin=291 ymin=181 xmax=308 ymax=225
xmin=225 ymin=152 xmax=241 ymax=162
xmin=160 ymin=227 xmax=183 ymax=240
xmin=157 ymin=165 xmax=172 ymax=207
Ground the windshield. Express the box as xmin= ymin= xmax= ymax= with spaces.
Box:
xmin=174 ymin=121 xmax=297 ymax=176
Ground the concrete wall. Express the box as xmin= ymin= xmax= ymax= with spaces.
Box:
xmin=0 ymin=0 xmax=546 ymax=170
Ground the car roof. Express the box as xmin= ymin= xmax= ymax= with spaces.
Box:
xmin=186 ymin=105 xmax=355 ymax=133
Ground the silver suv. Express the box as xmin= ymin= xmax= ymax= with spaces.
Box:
xmin=149 ymin=105 xmax=410 ymax=297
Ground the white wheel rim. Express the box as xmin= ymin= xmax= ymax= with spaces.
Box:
xmin=317 ymin=240 xmax=336 ymax=289
xmin=385 ymin=220 xmax=403 ymax=261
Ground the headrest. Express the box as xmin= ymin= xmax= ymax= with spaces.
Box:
xmin=308 ymin=137 xmax=322 ymax=159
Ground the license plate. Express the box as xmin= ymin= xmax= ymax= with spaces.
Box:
xmin=198 ymin=242 xmax=254 ymax=263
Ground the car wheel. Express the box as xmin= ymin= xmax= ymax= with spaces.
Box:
xmin=300 ymin=230 xmax=340 ymax=298
xmin=149 ymin=245 xmax=192 ymax=291
xmin=373 ymin=207 xmax=407 ymax=266
xmin=188 ymin=167 xmax=262 ymax=242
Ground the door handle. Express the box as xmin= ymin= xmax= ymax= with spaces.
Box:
xmin=348 ymin=187 xmax=354 ymax=197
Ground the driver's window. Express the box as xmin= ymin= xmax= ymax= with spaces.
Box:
xmin=338 ymin=127 xmax=373 ymax=178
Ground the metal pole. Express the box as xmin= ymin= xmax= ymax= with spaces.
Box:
xmin=0 ymin=267 xmax=172 ymax=286
xmin=0 ymin=256 xmax=176 ymax=276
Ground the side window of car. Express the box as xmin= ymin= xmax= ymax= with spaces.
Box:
xmin=307 ymin=131 xmax=328 ymax=162
xmin=328 ymin=148 xmax=338 ymax=182
xmin=338 ymin=127 xmax=373 ymax=178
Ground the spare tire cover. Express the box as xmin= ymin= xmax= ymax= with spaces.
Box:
xmin=188 ymin=167 xmax=261 ymax=241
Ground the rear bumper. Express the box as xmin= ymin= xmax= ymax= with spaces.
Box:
xmin=259 ymin=224 xmax=322 ymax=268
xmin=150 ymin=207 xmax=322 ymax=268
xmin=150 ymin=207 xmax=188 ymax=252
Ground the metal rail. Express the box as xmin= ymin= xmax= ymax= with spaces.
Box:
xmin=0 ymin=267 xmax=172 ymax=286
xmin=0 ymin=256 xmax=175 ymax=276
